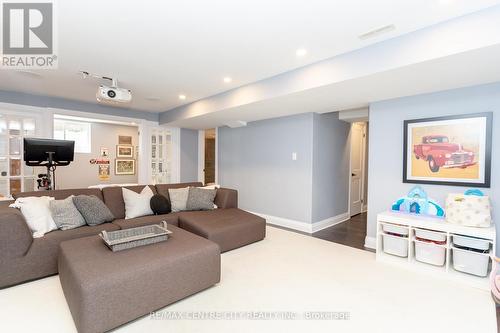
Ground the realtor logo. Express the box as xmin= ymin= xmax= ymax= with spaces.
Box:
xmin=1 ymin=1 xmax=57 ymax=68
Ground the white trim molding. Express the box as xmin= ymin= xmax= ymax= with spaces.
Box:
xmin=250 ymin=211 xmax=349 ymax=234
xmin=197 ymin=130 xmax=205 ymax=182
xmin=364 ymin=236 xmax=376 ymax=249
xmin=311 ymin=212 xmax=350 ymax=233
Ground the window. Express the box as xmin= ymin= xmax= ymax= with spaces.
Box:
xmin=54 ymin=119 xmax=91 ymax=153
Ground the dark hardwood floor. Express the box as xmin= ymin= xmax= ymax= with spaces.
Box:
xmin=312 ymin=212 xmax=371 ymax=251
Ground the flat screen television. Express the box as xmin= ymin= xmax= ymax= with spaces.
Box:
xmin=24 ymin=138 xmax=75 ymax=166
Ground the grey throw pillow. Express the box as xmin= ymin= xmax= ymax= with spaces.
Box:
xmin=72 ymin=195 xmax=114 ymax=226
xmin=49 ymin=196 xmax=86 ymax=230
xmin=186 ymin=187 xmax=217 ymax=211
xmin=168 ymin=187 xmax=190 ymax=212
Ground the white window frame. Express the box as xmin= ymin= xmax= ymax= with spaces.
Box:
xmin=53 ymin=118 xmax=92 ymax=153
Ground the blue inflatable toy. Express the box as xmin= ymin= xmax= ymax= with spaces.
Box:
xmin=391 ymin=186 xmax=444 ymax=217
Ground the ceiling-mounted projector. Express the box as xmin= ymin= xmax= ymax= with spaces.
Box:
xmin=80 ymin=71 xmax=132 ymax=104
xmin=96 ymin=85 xmax=132 ymax=104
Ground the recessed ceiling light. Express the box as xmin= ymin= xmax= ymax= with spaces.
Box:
xmin=178 ymin=94 xmax=186 ymax=100
xmin=296 ymin=48 xmax=308 ymax=57
xmin=223 ymin=77 xmax=232 ymax=83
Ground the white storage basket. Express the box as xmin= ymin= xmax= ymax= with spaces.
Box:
xmin=382 ymin=224 xmax=409 ymax=236
xmin=414 ymin=239 xmax=446 ymax=266
xmin=382 ymin=234 xmax=408 ymax=257
xmin=415 ymin=229 xmax=446 ymax=243
xmin=452 ymin=247 xmax=490 ymax=277
xmin=453 ymin=235 xmax=490 ymax=251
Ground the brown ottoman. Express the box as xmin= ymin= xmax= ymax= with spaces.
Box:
xmin=58 ymin=225 xmax=220 ymax=333
xmin=178 ymin=208 xmax=266 ymax=252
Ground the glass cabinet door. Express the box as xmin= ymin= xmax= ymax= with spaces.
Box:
xmin=151 ymin=129 xmax=172 ymax=184
xmin=0 ymin=114 xmax=36 ymax=198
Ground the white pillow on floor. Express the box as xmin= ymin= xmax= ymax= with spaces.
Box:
xmin=9 ymin=196 xmax=57 ymax=238
xmin=122 ymin=186 xmax=154 ymax=219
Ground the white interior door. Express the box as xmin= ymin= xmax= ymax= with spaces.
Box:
xmin=350 ymin=122 xmax=365 ymax=216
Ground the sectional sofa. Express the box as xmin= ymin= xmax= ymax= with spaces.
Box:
xmin=0 ymin=182 xmax=266 ymax=289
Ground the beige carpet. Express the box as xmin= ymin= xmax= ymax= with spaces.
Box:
xmin=0 ymin=226 xmax=496 ymax=333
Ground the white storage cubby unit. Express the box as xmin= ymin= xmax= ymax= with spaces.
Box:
xmin=376 ymin=211 xmax=496 ymax=290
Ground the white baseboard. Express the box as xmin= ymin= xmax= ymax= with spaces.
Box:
xmin=250 ymin=211 xmax=350 ymax=234
xmin=364 ymin=236 xmax=376 ymax=249
xmin=250 ymin=212 xmax=313 ymax=233
xmin=311 ymin=212 xmax=350 ymax=233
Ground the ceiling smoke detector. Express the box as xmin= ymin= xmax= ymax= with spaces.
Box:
xmin=358 ymin=24 xmax=396 ymax=40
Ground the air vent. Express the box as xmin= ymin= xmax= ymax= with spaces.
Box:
xmin=358 ymin=24 xmax=396 ymax=40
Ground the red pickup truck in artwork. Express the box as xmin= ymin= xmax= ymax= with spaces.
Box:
xmin=413 ymin=135 xmax=475 ymax=173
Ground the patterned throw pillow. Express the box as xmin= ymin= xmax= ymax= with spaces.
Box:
xmin=72 ymin=195 xmax=114 ymax=226
xmin=186 ymin=187 xmax=217 ymax=211
xmin=50 ymin=196 xmax=86 ymax=230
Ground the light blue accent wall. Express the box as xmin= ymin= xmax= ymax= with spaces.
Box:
xmin=218 ymin=111 xmax=351 ymax=224
xmin=180 ymin=128 xmax=199 ymax=182
xmin=311 ymin=112 xmax=351 ymax=222
xmin=0 ymin=90 xmax=159 ymax=121
xmin=218 ymin=113 xmax=314 ymax=222
xmin=368 ymin=82 xmax=500 ymax=253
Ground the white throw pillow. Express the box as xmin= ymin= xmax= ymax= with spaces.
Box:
xmin=168 ymin=187 xmax=190 ymax=212
xmin=122 ymin=186 xmax=154 ymax=219
xmin=202 ymin=184 xmax=220 ymax=190
xmin=9 ymin=196 xmax=57 ymax=238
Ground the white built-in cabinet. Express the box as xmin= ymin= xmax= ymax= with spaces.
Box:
xmin=0 ymin=113 xmax=43 ymax=198
xmin=150 ymin=128 xmax=173 ymax=184
xmin=377 ymin=211 xmax=496 ymax=290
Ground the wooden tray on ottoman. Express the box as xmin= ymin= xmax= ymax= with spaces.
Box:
xmin=99 ymin=221 xmax=172 ymax=252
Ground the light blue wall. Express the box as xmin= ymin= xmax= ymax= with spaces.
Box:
xmin=368 ymin=82 xmax=500 ymax=252
xmin=0 ymin=90 xmax=159 ymax=121
xmin=312 ymin=112 xmax=351 ymax=222
xmin=218 ymin=111 xmax=351 ymax=224
xmin=179 ymin=128 xmax=199 ymax=182
xmin=218 ymin=113 xmax=314 ymax=222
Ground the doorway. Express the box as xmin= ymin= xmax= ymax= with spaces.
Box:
xmin=349 ymin=122 xmax=368 ymax=217
xmin=204 ymin=129 xmax=216 ymax=184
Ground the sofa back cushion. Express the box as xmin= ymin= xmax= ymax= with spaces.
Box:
xmin=102 ymin=185 xmax=157 ymax=219
xmin=13 ymin=188 xmax=104 ymax=201
xmin=155 ymin=182 xmax=202 ymax=200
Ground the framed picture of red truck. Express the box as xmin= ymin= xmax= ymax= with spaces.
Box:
xmin=403 ymin=112 xmax=492 ymax=187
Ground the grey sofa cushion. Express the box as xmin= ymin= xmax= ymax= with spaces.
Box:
xmin=49 ymin=196 xmax=86 ymax=230
xmin=186 ymin=187 xmax=217 ymax=211
xmin=73 ymin=195 xmax=115 ymax=226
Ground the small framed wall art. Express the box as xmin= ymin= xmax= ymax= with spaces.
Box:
xmin=115 ymin=159 xmax=135 ymax=175
xmin=118 ymin=135 xmax=133 ymax=145
xmin=116 ymin=145 xmax=134 ymax=158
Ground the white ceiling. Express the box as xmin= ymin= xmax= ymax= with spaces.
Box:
xmin=1 ymin=0 xmax=500 ymax=114
xmin=168 ymin=43 xmax=500 ymax=129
